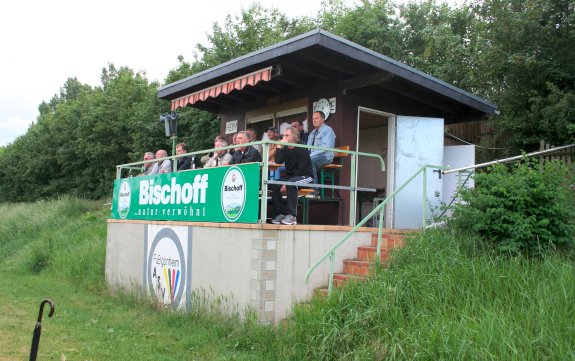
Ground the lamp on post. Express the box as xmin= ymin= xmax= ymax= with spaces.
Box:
xmin=159 ymin=111 xmax=179 ymax=156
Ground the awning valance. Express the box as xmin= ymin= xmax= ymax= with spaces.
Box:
xmin=170 ymin=66 xmax=273 ymax=111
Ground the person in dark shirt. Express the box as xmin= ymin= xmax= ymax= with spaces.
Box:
xmin=270 ymin=127 xmax=314 ymax=225
xmin=230 ymin=131 xmax=262 ymax=164
xmin=176 ymin=143 xmax=194 ymax=171
xmin=290 ymin=119 xmax=309 ymax=145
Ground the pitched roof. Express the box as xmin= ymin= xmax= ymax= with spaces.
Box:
xmin=158 ymin=29 xmax=497 ymax=120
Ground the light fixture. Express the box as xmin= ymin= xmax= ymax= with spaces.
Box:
xmin=159 ymin=111 xmax=178 ymax=138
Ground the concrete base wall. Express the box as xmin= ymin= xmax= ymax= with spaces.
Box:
xmin=106 ymin=220 xmax=372 ymax=323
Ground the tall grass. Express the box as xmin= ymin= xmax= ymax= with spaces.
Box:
xmin=0 ymin=197 xmax=108 ymax=288
xmin=0 ymin=197 xmax=270 ymax=360
xmin=1 ymin=198 xmax=573 ymax=360
xmin=273 ymin=229 xmax=575 ymax=360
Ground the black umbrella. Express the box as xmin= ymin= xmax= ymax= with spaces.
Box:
xmin=29 ymin=299 xmax=55 ymax=361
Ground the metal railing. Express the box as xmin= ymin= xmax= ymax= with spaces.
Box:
xmin=304 ymin=164 xmax=446 ymax=295
xmin=304 ymin=143 xmax=575 ymax=295
xmin=442 ymin=143 xmax=575 ymax=175
xmin=115 ymin=140 xmax=387 ymax=225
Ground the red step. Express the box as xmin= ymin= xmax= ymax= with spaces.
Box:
xmin=343 ymin=259 xmax=373 ymax=277
xmin=332 ymin=273 xmax=367 ymax=287
xmin=357 ymin=246 xmax=390 ymax=262
xmin=370 ymin=233 xmax=406 ymax=248
xmin=314 ymin=231 xmax=409 ymax=295
xmin=313 ymin=286 xmax=328 ymax=298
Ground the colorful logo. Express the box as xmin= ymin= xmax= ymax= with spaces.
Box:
xmin=147 ymin=228 xmax=186 ymax=309
xmin=221 ymin=166 xmax=246 ymax=222
xmin=118 ymin=179 xmax=131 ymax=219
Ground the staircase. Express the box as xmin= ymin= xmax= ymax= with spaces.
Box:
xmin=315 ymin=230 xmax=407 ymax=295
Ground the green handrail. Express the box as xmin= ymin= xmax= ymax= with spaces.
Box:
xmin=304 ymin=164 xmax=446 ymax=294
xmin=115 ymin=140 xmax=386 ymax=225
xmin=257 ymin=139 xmax=385 ymax=225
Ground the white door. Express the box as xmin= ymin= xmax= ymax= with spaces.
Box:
xmin=393 ymin=116 xmax=444 ymax=229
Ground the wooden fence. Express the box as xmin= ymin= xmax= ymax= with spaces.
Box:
xmin=539 ymin=141 xmax=574 ymax=164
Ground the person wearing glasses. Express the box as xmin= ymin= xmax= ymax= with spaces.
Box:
xmin=270 ymin=127 xmax=314 ymax=225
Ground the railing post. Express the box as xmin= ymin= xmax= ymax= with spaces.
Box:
xmin=116 ymin=166 xmax=121 ymax=179
xmin=376 ymin=207 xmax=384 ymax=261
xmin=422 ymin=166 xmax=427 ymax=228
xmin=259 ymin=141 xmax=270 ymax=223
xmin=328 ymin=252 xmax=335 ymax=295
xmin=349 ymin=153 xmax=358 ymax=226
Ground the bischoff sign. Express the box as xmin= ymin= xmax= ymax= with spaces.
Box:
xmin=111 ymin=163 xmax=260 ymax=223
xmin=221 ymin=166 xmax=246 ymax=222
xmin=118 ymin=179 xmax=131 ymax=219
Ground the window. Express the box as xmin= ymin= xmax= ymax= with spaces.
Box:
xmin=246 ymin=100 xmax=308 ymax=140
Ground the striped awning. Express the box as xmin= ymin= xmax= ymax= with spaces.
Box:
xmin=170 ymin=66 xmax=273 ymax=111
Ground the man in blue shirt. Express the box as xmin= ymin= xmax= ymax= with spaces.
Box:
xmin=307 ymin=111 xmax=336 ymax=186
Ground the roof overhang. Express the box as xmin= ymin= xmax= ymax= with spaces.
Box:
xmin=158 ymin=29 xmax=497 ymax=122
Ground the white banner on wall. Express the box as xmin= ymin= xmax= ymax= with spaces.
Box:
xmin=144 ymin=225 xmax=192 ymax=310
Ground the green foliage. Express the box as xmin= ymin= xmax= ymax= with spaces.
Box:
xmin=0 ymin=198 xmax=270 ymax=360
xmin=271 ymin=230 xmax=575 ymax=360
xmin=165 ymin=3 xmax=315 ymax=85
xmin=1 ymin=0 xmax=573 ymax=200
xmin=0 ymin=197 xmax=106 ymax=284
xmin=26 ymin=240 xmax=52 ymax=274
xmin=0 ymin=66 xmax=170 ymax=201
xmin=451 ymin=160 xmax=575 ymax=256
xmin=471 ymin=0 xmax=575 ymax=149
xmin=2 ymin=199 xmax=574 ymax=359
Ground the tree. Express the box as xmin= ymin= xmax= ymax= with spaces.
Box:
xmin=470 ymin=0 xmax=575 ymax=149
xmin=163 ymin=3 xmax=316 ymax=153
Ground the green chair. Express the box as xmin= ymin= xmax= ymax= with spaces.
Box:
xmin=319 ymin=145 xmax=349 ymax=197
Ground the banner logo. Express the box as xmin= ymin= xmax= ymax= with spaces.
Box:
xmin=118 ymin=179 xmax=131 ymax=219
xmin=147 ymin=228 xmax=186 ymax=309
xmin=221 ymin=166 xmax=246 ymax=222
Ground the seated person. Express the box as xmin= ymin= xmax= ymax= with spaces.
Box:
xmin=204 ymin=139 xmax=232 ymax=167
xmin=139 ymin=151 xmax=159 ymax=176
xmin=201 ymin=135 xmax=226 ymax=166
xmin=290 ymin=119 xmax=309 ymax=145
xmin=307 ymin=111 xmax=336 ymax=184
xmin=155 ymin=149 xmax=172 ymax=173
xmin=175 ymin=143 xmax=194 ymax=171
xmin=246 ymin=128 xmax=262 ymax=156
xmin=270 ymin=127 xmax=314 ymax=226
xmin=230 ymin=131 xmax=262 ymax=164
xmin=265 ymin=127 xmax=280 ymax=162
xmin=265 ymin=127 xmax=283 ymax=180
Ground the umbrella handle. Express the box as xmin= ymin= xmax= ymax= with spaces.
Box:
xmin=37 ymin=299 xmax=55 ymax=323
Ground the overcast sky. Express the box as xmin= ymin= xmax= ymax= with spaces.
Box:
xmin=0 ymin=0 xmax=354 ymax=146
xmin=0 ymin=0 xmax=461 ymax=147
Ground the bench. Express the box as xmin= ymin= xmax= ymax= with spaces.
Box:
xmin=319 ymin=145 xmax=349 ymax=197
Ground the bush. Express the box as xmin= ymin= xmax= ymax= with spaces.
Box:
xmin=450 ymin=160 xmax=575 ymax=256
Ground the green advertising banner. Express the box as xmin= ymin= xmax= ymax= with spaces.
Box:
xmin=111 ymin=163 xmax=261 ymax=223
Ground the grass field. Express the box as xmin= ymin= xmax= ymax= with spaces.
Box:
xmin=1 ymin=197 xmax=573 ymax=360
